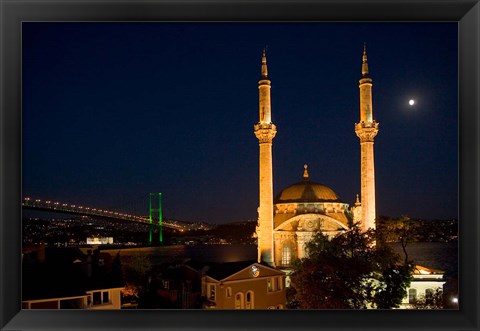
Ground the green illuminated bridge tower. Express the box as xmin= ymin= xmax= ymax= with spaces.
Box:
xmin=148 ymin=192 xmax=163 ymax=245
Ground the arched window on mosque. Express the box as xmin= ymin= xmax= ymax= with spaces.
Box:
xmin=282 ymin=243 xmax=291 ymax=266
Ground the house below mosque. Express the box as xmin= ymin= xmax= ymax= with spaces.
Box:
xmin=22 ymin=245 xmax=124 ymax=309
xmin=201 ymin=262 xmax=286 ymax=309
xmin=152 ymin=260 xmax=286 ymax=309
xmin=401 ymin=265 xmax=446 ymax=308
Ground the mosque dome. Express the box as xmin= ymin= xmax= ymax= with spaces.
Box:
xmin=274 ymin=165 xmax=342 ymax=204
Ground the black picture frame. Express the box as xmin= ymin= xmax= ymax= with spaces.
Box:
xmin=1 ymin=0 xmax=478 ymax=330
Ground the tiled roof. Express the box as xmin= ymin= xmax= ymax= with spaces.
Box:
xmin=22 ymin=247 xmax=124 ymax=301
xmin=413 ymin=265 xmax=444 ymax=275
xmin=187 ymin=260 xmax=257 ymax=281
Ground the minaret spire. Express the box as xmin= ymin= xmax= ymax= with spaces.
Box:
xmin=254 ymin=49 xmax=277 ymax=267
xmin=258 ymin=48 xmax=272 ymax=124
xmin=362 ymin=43 xmax=369 ymax=77
xmin=355 ymin=45 xmax=379 ymax=232
xmin=261 ymin=47 xmax=268 ymax=78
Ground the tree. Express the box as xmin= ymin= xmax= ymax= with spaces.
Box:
xmin=121 ymin=255 xmax=153 ymax=301
xmin=376 ymin=215 xmax=420 ymax=265
xmin=289 ymin=226 xmax=412 ymax=309
xmin=374 ymin=263 xmax=413 ymax=309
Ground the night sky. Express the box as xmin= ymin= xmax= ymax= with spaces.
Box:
xmin=22 ymin=22 xmax=458 ymax=224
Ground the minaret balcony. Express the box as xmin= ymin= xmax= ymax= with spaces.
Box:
xmin=258 ymin=79 xmax=271 ymax=86
xmin=359 ymin=77 xmax=372 ymax=85
xmin=355 ymin=121 xmax=379 ymax=129
xmin=254 ymin=123 xmax=277 ymax=143
xmin=254 ymin=122 xmax=276 ymax=131
xmin=355 ymin=121 xmax=379 ymax=142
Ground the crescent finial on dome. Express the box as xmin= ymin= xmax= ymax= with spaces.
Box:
xmin=303 ymin=164 xmax=309 ymax=181
xmin=355 ymin=193 xmax=361 ymax=205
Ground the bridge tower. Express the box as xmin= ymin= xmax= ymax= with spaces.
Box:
xmin=148 ymin=192 xmax=163 ymax=245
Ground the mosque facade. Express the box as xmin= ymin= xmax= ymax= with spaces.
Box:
xmin=254 ymin=47 xmax=379 ymax=268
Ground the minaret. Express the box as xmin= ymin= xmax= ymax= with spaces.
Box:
xmin=254 ymin=49 xmax=277 ymax=266
xmin=355 ymin=44 xmax=379 ymax=231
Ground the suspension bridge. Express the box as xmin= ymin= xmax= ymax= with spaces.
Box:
xmin=22 ymin=193 xmax=187 ymax=244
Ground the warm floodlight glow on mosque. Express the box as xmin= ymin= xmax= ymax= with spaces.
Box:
xmin=255 ymin=45 xmax=379 ymax=268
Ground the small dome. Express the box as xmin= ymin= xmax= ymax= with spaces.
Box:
xmin=274 ymin=165 xmax=342 ymax=203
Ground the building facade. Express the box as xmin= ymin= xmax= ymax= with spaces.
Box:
xmin=202 ymin=262 xmax=286 ymax=309
xmin=273 ymin=165 xmax=351 ymax=268
xmin=22 ymin=287 xmax=124 ymax=310
xmin=22 ymin=246 xmax=125 ymax=309
xmin=401 ymin=265 xmax=446 ymax=308
xmin=255 ymin=47 xmax=378 ymax=268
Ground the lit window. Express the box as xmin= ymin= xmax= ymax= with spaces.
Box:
xmin=226 ymin=287 xmax=232 ymax=298
xmin=282 ymin=244 xmax=291 ymax=266
xmin=235 ymin=292 xmax=244 ymax=309
xmin=246 ymin=291 xmax=254 ymax=309
xmin=425 ymin=288 xmax=434 ymax=304
xmin=408 ymin=288 xmax=417 ymax=304
xmin=209 ymin=285 xmax=216 ymax=301
xmin=92 ymin=292 xmax=102 ymax=305
xmin=91 ymin=291 xmax=110 ymax=305
xmin=102 ymin=291 xmax=110 ymax=304
xmin=268 ymin=277 xmax=281 ymax=292
xmin=267 ymin=278 xmax=273 ymax=292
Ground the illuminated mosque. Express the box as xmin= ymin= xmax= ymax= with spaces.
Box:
xmin=254 ymin=47 xmax=379 ymax=268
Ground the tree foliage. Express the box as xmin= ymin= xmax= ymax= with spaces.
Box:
xmin=410 ymin=288 xmax=444 ymax=309
xmin=121 ymin=255 xmax=153 ymax=298
xmin=289 ymin=226 xmax=412 ymax=309
xmin=376 ymin=215 xmax=421 ymax=265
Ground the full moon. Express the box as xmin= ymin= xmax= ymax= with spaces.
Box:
xmin=409 ymin=99 xmax=415 ymax=106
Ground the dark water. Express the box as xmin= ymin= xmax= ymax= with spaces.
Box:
xmin=101 ymin=242 xmax=458 ymax=275
xmin=99 ymin=244 xmax=258 ymax=265
xmin=391 ymin=242 xmax=458 ymax=276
